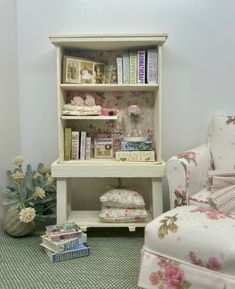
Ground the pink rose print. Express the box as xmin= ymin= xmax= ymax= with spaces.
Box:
xmin=189 ymin=251 xmax=221 ymax=272
xmin=174 ymin=189 xmax=187 ymax=207
xmin=190 ymin=207 xmax=235 ymax=220
xmin=207 ymin=257 xmax=221 ymax=271
xmin=149 ymin=272 xmax=160 ymax=286
xmin=149 ymin=256 xmax=191 ymax=288
xmin=163 ymin=265 xmax=185 ymax=289
xmin=177 ymin=151 xmax=197 ymax=166
xmin=157 ymin=256 xmax=172 ymax=268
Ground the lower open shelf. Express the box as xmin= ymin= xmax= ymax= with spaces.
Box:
xmin=68 ymin=210 xmax=152 ymax=232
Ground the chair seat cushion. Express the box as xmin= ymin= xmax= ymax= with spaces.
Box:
xmin=144 ymin=205 xmax=235 ymax=276
xmin=188 ymin=186 xmax=211 ymax=207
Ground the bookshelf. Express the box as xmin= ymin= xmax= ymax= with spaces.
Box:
xmin=50 ymin=34 xmax=168 ymax=231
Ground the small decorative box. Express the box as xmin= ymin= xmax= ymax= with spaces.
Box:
xmin=94 ymin=138 xmax=113 ymax=158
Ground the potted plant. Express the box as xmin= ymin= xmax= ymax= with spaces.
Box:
xmin=2 ymin=156 xmax=56 ymax=237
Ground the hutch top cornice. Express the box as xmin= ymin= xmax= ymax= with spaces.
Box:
xmin=49 ymin=33 xmax=168 ymax=50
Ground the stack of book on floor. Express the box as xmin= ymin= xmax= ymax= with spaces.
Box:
xmin=40 ymin=222 xmax=90 ymax=263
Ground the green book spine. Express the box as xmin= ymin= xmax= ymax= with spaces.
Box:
xmin=64 ymin=128 xmax=72 ymax=160
xmin=129 ymin=52 xmax=137 ymax=84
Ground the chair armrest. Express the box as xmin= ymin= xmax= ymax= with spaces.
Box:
xmin=166 ymin=143 xmax=213 ymax=209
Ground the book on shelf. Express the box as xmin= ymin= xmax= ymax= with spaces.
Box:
xmin=71 ymin=131 xmax=79 ymax=160
xmin=147 ymin=49 xmax=158 ymax=84
xmin=137 ymin=51 xmax=146 ymax=84
xmin=85 ymin=137 xmax=91 ymax=160
xmin=116 ymin=150 xmax=155 ymax=162
xmin=80 ymin=131 xmax=86 ymax=160
xmin=122 ymin=53 xmax=130 ymax=84
xmin=41 ymin=232 xmax=87 ymax=253
xmin=46 ymin=222 xmax=82 ymax=242
xmin=129 ymin=52 xmax=137 ymax=84
xmin=116 ymin=57 xmax=123 ymax=84
xmin=64 ymin=128 xmax=72 ymax=161
xmin=43 ymin=243 xmax=90 ymax=263
xmin=121 ymin=140 xmax=152 ymax=151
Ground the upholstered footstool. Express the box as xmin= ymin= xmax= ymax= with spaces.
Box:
xmin=138 ymin=205 xmax=235 ymax=289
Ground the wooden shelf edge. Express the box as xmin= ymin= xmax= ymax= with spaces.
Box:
xmin=60 ymin=83 xmax=159 ymax=92
xmin=68 ymin=210 xmax=152 ymax=231
xmin=60 ymin=115 xmax=118 ymax=120
xmin=51 ymin=159 xmax=166 ymax=178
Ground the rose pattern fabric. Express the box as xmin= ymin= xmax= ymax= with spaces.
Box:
xmin=167 ymin=115 xmax=235 ymax=211
xmin=139 ymin=206 xmax=235 ymax=288
xmin=167 ymin=144 xmax=212 ymax=209
xmin=189 ymin=251 xmax=222 ymax=272
xmin=177 ymin=151 xmax=197 ymax=166
xmin=158 ymin=215 xmax=178 ymax=239
xmin=149 ymin=256 xmax=191 ymax=289
xmin=174 ymin=190 xmax=187 ymax=207
xmin=190 ymin=207 xmax=235 ymax=220
xmin=225 ymin=116 xmax=235 ymax=125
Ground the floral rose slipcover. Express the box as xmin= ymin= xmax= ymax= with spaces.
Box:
xmin=138 ymin=206 xmax=235 ymax=289
xmin=166 ymin=115 xmax=235 ymax=209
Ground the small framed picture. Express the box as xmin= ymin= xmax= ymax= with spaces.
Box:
xmin=94 ymin=63 xmax=105 ymax=84
xmin=80 ymin=60 xmax=94 ymax=84
xmin=63 ymin=56 xmax=81 ymax=84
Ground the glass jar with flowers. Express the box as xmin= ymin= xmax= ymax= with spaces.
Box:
xmin=124 ymin=104 xmax=147 ymax=142
xmin=2 ymin=156 xmax=56 ymax=237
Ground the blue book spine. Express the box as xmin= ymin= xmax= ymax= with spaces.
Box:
xmin=121 ymin=141 xmax=152 ymax=151
xmin=46 ymin=243 xmax=90 ymax=263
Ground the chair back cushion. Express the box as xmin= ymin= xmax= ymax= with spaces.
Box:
xmin=209 ymin=115 xmax=235 ymax=169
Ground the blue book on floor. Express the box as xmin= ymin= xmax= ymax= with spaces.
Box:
xmin=43 ymin=243 xmax=90 ymax=263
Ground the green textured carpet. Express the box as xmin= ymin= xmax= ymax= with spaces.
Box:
xmin=0 ymin=229 xmax=144 ymax=289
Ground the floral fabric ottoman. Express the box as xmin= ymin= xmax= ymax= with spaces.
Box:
xmin=138 ymin=205 xmax=235 ymax=289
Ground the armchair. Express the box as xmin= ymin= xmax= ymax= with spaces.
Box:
xmin=138 ymin=115 xmax=235 ymax=289
xmin=166 ymin=115 xmax=235 ymax=209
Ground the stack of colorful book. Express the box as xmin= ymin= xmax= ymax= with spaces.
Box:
xmin=40 ymin=222 xmax=90 ymax=263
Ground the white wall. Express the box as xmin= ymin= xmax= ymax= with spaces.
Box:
xmin=0 ymin=0 xmax=20 ymax=223
xmin=15 ymin=0 xmax=235 ymax=211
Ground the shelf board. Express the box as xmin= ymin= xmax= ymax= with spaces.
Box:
xmin=61 ymin=115 xmax=118 ymax=120
xmin=60 ymin=83 xmax=158 ymax=92
xmin=68 ymin=210 xmax=152 ymax=231
xmin=51 ymin=158 xmax=166 ymax=178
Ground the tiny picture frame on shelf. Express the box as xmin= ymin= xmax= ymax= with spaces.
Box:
xmin=80 ymin=60 xmax=94 ymax=84
xmin=63 ymin=56 xmax=81 ymax=84
xmin=94 ymin=63 xmax=105 ymax=84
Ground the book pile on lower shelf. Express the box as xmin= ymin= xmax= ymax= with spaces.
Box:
xmin=40 ymin=222 xmax=90 ymax=263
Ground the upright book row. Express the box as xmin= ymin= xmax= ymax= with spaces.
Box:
xmin=64 ymin=128 xmax=91 ymax=161
xmin=116 ymin=49 xmax=157 ymax=85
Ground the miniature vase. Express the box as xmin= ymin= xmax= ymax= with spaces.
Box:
xmin=3 ymin=207 xmax=35 ymax=237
